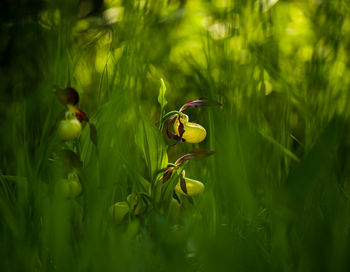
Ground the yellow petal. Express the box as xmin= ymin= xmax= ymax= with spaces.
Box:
xmin=182 ymin=122 xmax=206 ymax=143
xmin=175 ymin=177 xmax=205 ymax=196
xmin=57 ymin=119 xmax=82 ymax=141
xmin=173 ymin=114 xmax=206 ymax=143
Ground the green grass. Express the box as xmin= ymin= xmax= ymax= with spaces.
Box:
xmin=1 ymin=0 xmax=350 ymax=271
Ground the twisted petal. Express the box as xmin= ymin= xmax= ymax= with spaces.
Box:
xmin=73 ymin=107 xmax=89 ymax=122
xmin=161 ymin=167 xmax=175 ymax=183
xmin=179 ymin=98 xmax=209 ymax=112
xmin=179 ymin=174 xmax=187 ymax=194
xmin=174 ymin=148 xmax=216 ymax=166
xmin=166 ymin=114 xmax=185 ymax=143
xmin=179 ymin=98 xmax=223 ymax=112
xmin=175 ymin=177 xmax=205 ymax=196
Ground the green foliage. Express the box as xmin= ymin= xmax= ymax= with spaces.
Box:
xmin=2 ymin=0 xmax=350 ymax=271
xmin=135 ymin=117 xmax=168 ymax=182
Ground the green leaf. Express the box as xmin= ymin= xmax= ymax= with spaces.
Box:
xmin=157 ymin=78 xmax=167 ymax=115
xmin=135 ymin=117 xmax=168 ymax=182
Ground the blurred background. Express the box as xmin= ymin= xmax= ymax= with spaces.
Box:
xmin=1 ymin=0 xmax=350 ymax=271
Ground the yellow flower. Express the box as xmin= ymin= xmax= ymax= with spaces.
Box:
xmin=173 ymin=113 xmax=206 ymax=144
xmin=57 ymin=118 xmax=82 ymax=141
xmin=56 ymin=173 xmax=82 ymax=199
xmin=55 ymin=87 xmax=97 ymax=145
xmin=175 ymin=176 xmax=205 ymax=196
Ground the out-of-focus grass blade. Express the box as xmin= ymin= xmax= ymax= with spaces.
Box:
xmin=0 ymin=176 xmax=19 ymax=237
xmin=259 ymin=130 xmax=300 ymax=162
xmin=257 ymin=0 xmax=279 ymax=12
xmin=116 ymin=151 xmax=150 ymax=191
xmin=281 ymin=119 xmax=341 ymax=211
xmin=89 ymin=123 xmax=98 ymax=146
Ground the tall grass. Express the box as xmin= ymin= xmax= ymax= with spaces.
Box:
xmin=1 ymin=0 xmax=350 ymax=271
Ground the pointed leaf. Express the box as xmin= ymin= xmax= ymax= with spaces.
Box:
xmin=158 ymin=78 xmax=168 ymax=113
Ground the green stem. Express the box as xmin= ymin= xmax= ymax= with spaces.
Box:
xmin=159 ymin=111 xmax=181 ymax=131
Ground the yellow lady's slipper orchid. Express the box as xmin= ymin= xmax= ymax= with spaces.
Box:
xmin=56 ymin=170 xmax=82 ymax=198
xmin=173 ymin=113 xmax=206 ymax=144
xmin=56 ymin=178 xmax=82 ymax=198
xmin=175 ymin=176 xmax=205 ymax=196
xmin=55 ymin=87 xmax=97 ymax=145
xmin=57 ymin=118 xmax=82 ymax=141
